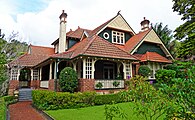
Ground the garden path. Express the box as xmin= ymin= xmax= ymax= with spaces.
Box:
xmin=9 ymin=101 xmax=46 ymax=120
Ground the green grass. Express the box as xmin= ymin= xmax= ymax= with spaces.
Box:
xmin=46 ymin=102 xmax=165 ymax=120
xmin=0 ymin=97 xmax=6 ymax=120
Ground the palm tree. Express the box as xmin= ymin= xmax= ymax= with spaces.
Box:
xmin=151 ymin=22 xmax=179 ymax=58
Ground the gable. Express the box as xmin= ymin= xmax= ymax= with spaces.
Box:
xmin=107 ymin=15 xmax=135 ymax=34
xmin=134 ymin=42 xmax=166 ymax=57
xmin=131 ymin=29 xmax=173 ymax=60
xmin=144 ymin=29 xmax=162 ymax=44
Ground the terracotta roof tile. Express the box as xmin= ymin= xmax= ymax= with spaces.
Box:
xmin=65 ymin=35 xmax=137 ymax=60
xmin=134 ymin=52 xmax=172 ymax=63
xmin=9 ymin=45 xmax=54 ymax=67
xmin=30 ymin=45 xmax=54 ymax=55
xmin=125 ymin=29 xmax=150 ymax=52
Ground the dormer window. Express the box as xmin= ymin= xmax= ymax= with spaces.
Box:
xmin=112 ymin=30 xmax=125 ymax=44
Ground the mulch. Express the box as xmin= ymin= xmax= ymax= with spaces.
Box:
xmin=9 ymin=101 xmax=46 ymax=120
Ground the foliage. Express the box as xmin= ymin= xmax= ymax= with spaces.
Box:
xmin=172 ymin=0 xmax=195 ymax=59
xmin=138 ymin=65 xmax=151 ymax=77
xmin=32 ymin=90 xmax=129 ymax=110
xmin=32 ymin=90 xmax=96 ymax=110
xmin=59 ymin=67 xmax=78 ymax=93
xmin=158 ymin=65 xmax=195 ymax=119
xmin=0 ymin=96 xmax=17 ymax=120
xmin=104 ymin=104 xmax=127 ymax=120
xmin=0 ymin=97 xmax=6 ymax=120
xmin=127 ymin=75 xmax=170 ymax=120
xmin=155 ymin=69 xmax=176 ymax=84
xmin=112 ymin=81 xmax=120 ymax=87
xmin=94 ymin=93 xmax=124 ymax=105
xmin=95 ymin=82 xmax=103 ymax=89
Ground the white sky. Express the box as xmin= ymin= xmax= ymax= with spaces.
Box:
xmin=0 ymin=0 xmax=183 ymax=47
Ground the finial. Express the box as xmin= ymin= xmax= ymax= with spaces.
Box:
xmin=117 ymin=10 xmax=121 ymax=15
xmin=144 ymin=17 xmax=146 ymax=20
xmin=62 ymin=10 xmax=64 ymax=13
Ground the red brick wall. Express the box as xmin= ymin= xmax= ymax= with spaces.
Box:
xmin=30 ymin=80 xmax=40 ymax=89
xmin=48 ymin=79 xmax=60 ymax=91
xmin=8 ymin=80 xmax=19 ymax=95
xmin=79 ymin=78 xmax=95 ymax=92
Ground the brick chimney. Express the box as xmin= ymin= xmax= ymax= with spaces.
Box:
xmin=59 ymin=10 xmax=67 ymax=53
xmin=140 ymin=17 xmax=150 ymax=31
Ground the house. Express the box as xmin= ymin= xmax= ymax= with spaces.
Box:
xmin=8 ymin=10 xmax=173 ymax=95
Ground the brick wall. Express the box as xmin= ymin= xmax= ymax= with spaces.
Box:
xmin=30 ymin=80 xmax=40 ymax=89
xmin=79 ymin=78 xmax=95 ymax=92
xmin=8 ymin=80 xmax=19 ymax=95
xmin=48 ymin=79 xmax=60 ymax=91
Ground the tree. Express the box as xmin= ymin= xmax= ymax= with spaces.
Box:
xmin=59 ymin=67 xmax=78 ymax=93
xmin=172 ymin=0 xmax=195 ymax=59
xmin=138 ymin=65 xmax=151 ymax=77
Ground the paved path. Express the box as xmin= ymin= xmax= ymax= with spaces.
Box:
xmin=9 ymin=101 xmax=46 ymax=120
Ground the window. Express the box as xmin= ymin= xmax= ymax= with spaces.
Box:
xmin=103 ymin=32 xmax=109 ymax=39
xmin=103 ymin=63 xmax=114 ymax=79
xmin=112 ymin=31 xmax=125 ymax=44
xmin=11 ymin=68 xmax=18 ymax=80
xmin=126 ymin=62 xmax=131 ymax=79
xmin=33 ymin=69 xmax=39 ymax=80
xmin=148 ymin=62 xmax=161 ymax=79
xmin=86 ymin=59 xmax=92 ymax=79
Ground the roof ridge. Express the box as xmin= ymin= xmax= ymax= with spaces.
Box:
xmin=82 ymin=36 xmax=97 ymax=55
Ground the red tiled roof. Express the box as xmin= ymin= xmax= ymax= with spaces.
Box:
xmin=9 ymin=45 xmax=54 ymax=67
xmin=51 ymin=28 xmax=92 ymax=45
xmin=134 ymin=52 xmax=172 ymax=63
xmin=64 ymin=35 xmax=137 ymax=60
xmin=29 ymin=45 xmax=54 ymax=55
xmin=125 ymin=29 xmax=150 ymax=53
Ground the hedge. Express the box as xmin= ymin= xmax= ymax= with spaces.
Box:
xmin=155 ymin=69 xmax=176 ymax=84
xmin=32 ymin=90 xmax=129 ymax=110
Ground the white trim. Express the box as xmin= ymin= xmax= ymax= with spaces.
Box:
xmin=103 ymin=32 xmax=109 ymax=39
xmin=112 ymin=30 xmax=125 ymax=45
xmin=39 ymin=67 xmax=42 ymax=80
xmin=83 ymin=59 xmax=86 ymax=79
xmin=96 ymin=14 xmax=136 ymax=36
xmin=49 ymin=63 xmax=52 ymax=80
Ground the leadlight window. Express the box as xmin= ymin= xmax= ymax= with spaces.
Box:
xmin=112 ymin=30 xmax=125 ymax=44
xmin=33 ymin=69 xmax=39 ymax=80
xmin=11 ymin=68 xmax=18 ymax=80
xmin=86 ymin=59 xmax=92 ymax=79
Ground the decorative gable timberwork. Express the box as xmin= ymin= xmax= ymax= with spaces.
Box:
xmin=144 ymin=29 xmax=162 ymax=44
xmin=107 ymin=15 xmax=135 ymax=34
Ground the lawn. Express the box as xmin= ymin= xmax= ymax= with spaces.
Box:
xmin=46 ymin=102 xmax=165 ymax=120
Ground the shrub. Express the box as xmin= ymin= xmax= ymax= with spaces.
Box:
xmin=32 ymin=90 xmax=96 ymax=110
xmin=113 ymin=81 xmax=120 ymax=87
xmin=59 ymin=67 xmax=78 ymax=93
xmin=95 ymin=82 xmax=103 ymax=89
xmin=138 ymin=65 xmax=151 ymax=77
xmin=32 ymin=90 xmax=129 ymax=110
xmin=155 ymin=69 xmax=176 ymax=84
xmin=94 ymin=93 xmax=123 ymax=105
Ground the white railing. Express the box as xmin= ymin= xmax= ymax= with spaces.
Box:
xmin=95 ymin=79 xmax=124 ymax=89
xmin=40 ymin=81 xmax=49 ymax=88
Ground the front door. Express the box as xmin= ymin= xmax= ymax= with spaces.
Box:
xmin=19 ymin=68 xmax=31 ymax=88
xmin=103 ymin=63 xmax=114 ymax=79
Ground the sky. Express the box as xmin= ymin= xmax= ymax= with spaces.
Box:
xmin=0 ymin=0 xmax=183 ymax=47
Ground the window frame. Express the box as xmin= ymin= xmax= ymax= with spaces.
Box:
xmin=112 ymin=30 xmax=125 ymax=45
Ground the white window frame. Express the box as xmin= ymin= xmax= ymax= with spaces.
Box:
xmin=85 ymin=59 xmax=92 ymax=79
xmin=33 ymin=69 xmax=39 ymax=80
xmin=112 ymin=30 xmax=125 ymax=45
xmin=148 ymin=62 xmax=161 ymax=79
xmin=125 ymin=62 xmax=131 ymax=79
xmin=11 ymin=68 xmax=18 ymax=80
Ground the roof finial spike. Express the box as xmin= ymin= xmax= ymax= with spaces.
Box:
xmin=117 ymin=10 xmax=121 ymax=15
xmin=62 ymin=10 xmax=64 ymax=13
xmin=144 ymin=17 xmax=146 ymax=20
